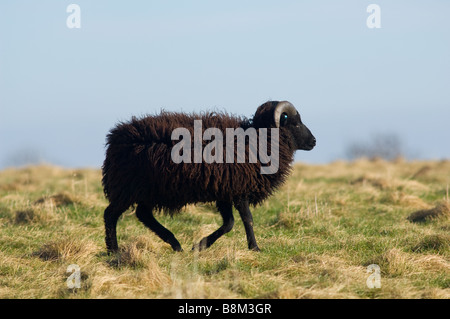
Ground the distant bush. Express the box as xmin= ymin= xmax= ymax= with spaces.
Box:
xmin=2 ymin=147 xmax=46 ymax=168
xmin=346 ymin=133 xmax=406 ymax=161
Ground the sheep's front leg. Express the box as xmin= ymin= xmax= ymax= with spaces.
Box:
xmin=235 ymin=200 xmax=260 ymax=251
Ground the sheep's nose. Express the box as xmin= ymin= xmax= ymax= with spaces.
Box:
xmin=311 ymin=137 xmax=316 ymax=146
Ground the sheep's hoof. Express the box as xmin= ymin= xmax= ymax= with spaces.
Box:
xmin=192 ymin=238 xmax=208 ymax=251
xmin=249 ymin=245 xmax=261 ymax=252
xmin=172 ymin=245 xmax=183 ymax=252
xmin=106 ymin=247 xmax=119 ymax=255
xmin=191 ymin=244 xmax=206 ymax=252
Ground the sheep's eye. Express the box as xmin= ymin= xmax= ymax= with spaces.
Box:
xmin=280 ymin=113 xmax=288 ymax=126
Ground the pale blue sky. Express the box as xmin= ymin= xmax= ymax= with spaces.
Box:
xmin=1 ymin=1 xmax=449 ymax=168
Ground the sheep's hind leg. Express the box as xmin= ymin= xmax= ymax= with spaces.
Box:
xmin=234 ymin=200 xmax=260 ymax=251
xmin=104 ymin=203 xmax=127 ymax=254
xmin=135 ymin=203 xmax=183 ymax=252
xmin=193 ymin=201 xmax=234 ymax=251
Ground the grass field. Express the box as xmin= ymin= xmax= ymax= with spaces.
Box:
xmin=0 ymin=159 xmax=449 ymax=299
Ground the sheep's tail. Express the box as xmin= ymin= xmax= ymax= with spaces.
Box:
xmin=101 ymin=154 xmax=112 ymax=201
xmin=102 ymin=121 xmax=149 ymax=208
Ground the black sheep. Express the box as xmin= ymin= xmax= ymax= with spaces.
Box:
xmin=102 ymin=101 xmax=316 ymax=252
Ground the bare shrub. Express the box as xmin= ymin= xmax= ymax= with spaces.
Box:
xmin=2 ymin=147 xmax=46 ymax=168
xmin=346 ymin=133 xmax=406 ymax=161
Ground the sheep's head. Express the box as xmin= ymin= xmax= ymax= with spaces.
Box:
xmin=253 ymin=101 xmax=316 ymax=151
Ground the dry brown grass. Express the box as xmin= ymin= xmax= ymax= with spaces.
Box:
xmin=32 ymin=237 xmax=98 ymax=263
xmin=0 ymin=160 xmax=449 ymax=299
xmin=408 ymin=202 xmax=450 ymax=223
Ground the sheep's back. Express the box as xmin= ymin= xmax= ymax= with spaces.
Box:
xmin=102 ymin=111 xmax=279 ymax=210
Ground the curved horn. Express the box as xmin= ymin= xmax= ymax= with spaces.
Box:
xmin=274 ymin=101 xmax=298 ymax=128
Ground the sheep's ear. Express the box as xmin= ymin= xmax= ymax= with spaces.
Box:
xmin=274 ymin=101 xmax=297 ymax=128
